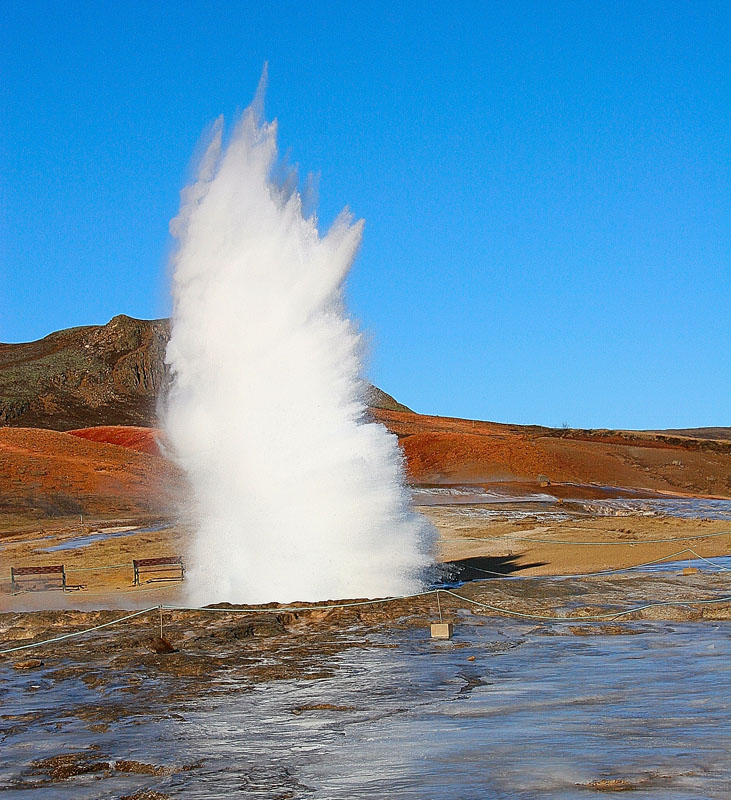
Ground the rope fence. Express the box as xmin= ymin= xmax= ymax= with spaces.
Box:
xmin=0 ymin=607 xmax=157 ymax=655
xmin=460 ymin=548 xmax=730 ymax=580
xmin=2 ymin=576 xmax=730 ymax=656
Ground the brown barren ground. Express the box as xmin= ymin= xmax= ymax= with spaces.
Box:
xmin=1 ymin=512 xmax=729 ymax=614
xmin=0 ymin=413 xmax=729 ymax=612
xmin=426 ymin=508 xmax=731 ymax=578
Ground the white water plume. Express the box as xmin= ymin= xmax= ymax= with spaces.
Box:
xmin=164 ymin=76 xmax=435 ymax=604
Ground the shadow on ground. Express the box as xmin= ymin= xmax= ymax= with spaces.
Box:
xmin=441 ymin=555 xmax=547 ymax=583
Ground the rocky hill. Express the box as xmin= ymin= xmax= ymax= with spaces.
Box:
xmin=0 ymin=315 xmax=408 ymax=431
xmin=2 ymin=315 xmax=728 ymax=525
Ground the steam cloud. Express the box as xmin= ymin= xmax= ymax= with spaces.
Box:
xmin=164 ymin=75 xmax=435 ymax=604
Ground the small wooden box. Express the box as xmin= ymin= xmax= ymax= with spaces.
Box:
xmin=430 ymin=622 xmax=453 ymax=639
xmin=682 ymin=567 xmax=699 ymax=575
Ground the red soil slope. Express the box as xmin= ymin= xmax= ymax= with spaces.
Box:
xmin=63 ymin=413 xmax=731 ymax=498
xmin=69 ymin=426 xmax=162 ymax=456
xmin=2 ymin=408 xmax=729 ymax=525
xmin=0 ymin=427 xmax=181 ymax=520
xmin=372 ymin=409 xmax=731 ymax=496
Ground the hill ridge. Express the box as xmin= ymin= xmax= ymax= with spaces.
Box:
xmin=0 ymin=315 xmax=409 ymax=430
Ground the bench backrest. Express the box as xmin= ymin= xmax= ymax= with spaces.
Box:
xmin=12 ymin=565 xmax=65 ymax=577
xmin=133 ymin=557 xmax=183 ymax=569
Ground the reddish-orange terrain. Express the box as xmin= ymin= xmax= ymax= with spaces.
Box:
xmin=69 ymin=426 xmax=162 ymax=456
xmin=0 ymin=426 xmax=180 ymax=524
xmin=2 ymin=408 xmax=728 ymax=532
xmin=372 ymin=409 xmax=731 ymax=497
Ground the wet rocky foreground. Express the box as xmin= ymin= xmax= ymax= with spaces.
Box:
xmin=1 ymin=572 xmax=730 ymax=798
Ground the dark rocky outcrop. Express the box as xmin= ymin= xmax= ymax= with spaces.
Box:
xmin=365 ymin=384 xmax=410 ymax=413
xmin=0 ymin=315 xmax=409 ymax=431
xmin=0 ymin=315 xmax=170 ymax=430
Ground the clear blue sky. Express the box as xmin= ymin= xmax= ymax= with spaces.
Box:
xmin=1 ymin=2 xmax=729 ymax=429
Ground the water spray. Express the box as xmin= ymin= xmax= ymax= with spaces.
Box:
xmin=164 ymin=70 xmax=435 ymax=604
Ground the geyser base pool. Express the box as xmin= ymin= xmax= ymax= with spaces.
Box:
xmin=2 ymin=620 xmax=729 ymax=798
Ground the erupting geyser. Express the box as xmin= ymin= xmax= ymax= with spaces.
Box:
xmin=164 ymin=75 xmax=435 ymax=604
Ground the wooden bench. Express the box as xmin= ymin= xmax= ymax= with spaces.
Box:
xmin=133 ymin=556 xmax=184 ymax=586
xmin=11 ymin=565 xmax=66 ymax=594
